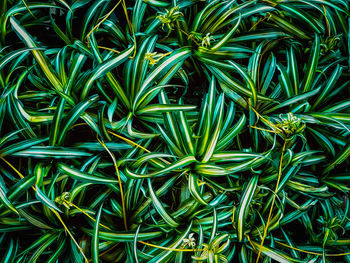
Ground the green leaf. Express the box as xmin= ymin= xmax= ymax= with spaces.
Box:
xmin=324 ymin=142 xmax=350 ymax=174
xmin=234 ymin=175 xmax=258 ymax=242
xmin=10 ymin=17 xmax=63 ymax=92
xmin=82 ymin=45 xmax=134 ymax=99
xmin=83 ymin=228 xmax=163 ymax=242
xmin=148 ymin=179 xmax=179 ymax=228
xmin=35 ymin=187 xmax=62 ymax=213
xmin=125 ymin=156 xmax=196 ymax=178
xmin=136 ymin=104 xmax=196 ymax=115
xmin=0 ymin=184 xmax=18 ymax=215
xmin=303 ymin=34 xmax=320 ymax=92
xmin=58 ymin=163 xmax=120 ymax=184
xmin=188 ymin=173 xmax=208 ymax=205
xmin=58 ymin=95 xmax=99 ymax=144
xmin=92 ymin=204 xmax=103 ymax=263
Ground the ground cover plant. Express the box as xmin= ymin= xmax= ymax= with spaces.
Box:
xmin=0 ymin=0 xmax=350 ymax=262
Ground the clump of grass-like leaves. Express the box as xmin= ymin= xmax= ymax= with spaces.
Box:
xmin=0 ymin=0 xmax=349 ymax=262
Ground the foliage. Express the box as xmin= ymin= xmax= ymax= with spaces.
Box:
xmin=0 ymin=0 xmax=349 ymax=262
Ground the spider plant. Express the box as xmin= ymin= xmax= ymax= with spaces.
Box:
xmin=0 ymin=0 xmax=349 ymax=262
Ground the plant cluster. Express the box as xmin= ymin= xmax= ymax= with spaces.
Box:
xmin=0 ymin=0 xmax=350 ymax=262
